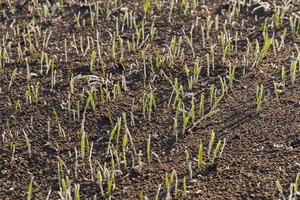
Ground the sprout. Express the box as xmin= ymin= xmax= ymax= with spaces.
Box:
xmin=122 ymin=134 xmax=128 ymax=169
xmin=90 ymin=51 xmax=97 ymax=71
xmin=183 ymin=177 xmax=187 ymax=194
xmin=25 ymin=57 xmax=31 ymax=83
xmin=107 ymin=175 xmax=115 ymax=195
xmin=15 ymin=99 xmax=22 ymax=110
xmin=147 ymin=134 xmax=151 ymax=163
xmin=261 ymin=32 xmax=272 ymax=59
xmin=74 ymin=12 xmax=81 ymax=28
xmin=58 ymin=0 xmax=64 ymax=12
xmin=168 ymin=0 xmax=175 ymax=23
xmin=228 ymin=66 xmax=235 ymax=88
xmin=199 ymin=94 xmax=205 ymax=117
xmin=8 ymin=68 xmax=17 ymax=90
xmin=212 ymin=140 xmax=222 ymax=163
xmin=276 ymin=173 xmax=300 ymax=200
xmin=80 ymin=131 xmax=85 ymax=160
xmin=75 ymin=184 xmax=80 ymax=200
xmin=27 ymin=176 xmax=34 ymax=200
xmin=155 ymin=184 xmax=161 ymax=200
xmin=144 ymin=0 xmax=151 ymax=16
xmin=290 ymin=60 xmax=297 ymax=85
xmin=274 ymin=82 xmax=279 ymax=101
xmin=142 ymin=90 xmax=156 ymax=121
xmin=139 ymin=191 xmax=143 ymax=200
xmin=256 ymin=84 xmax=264 ymax=112
xmin=23 ymin=130 xmax=31 ymax=158
xmin=196 ymin=131 xmax=225 ymax=173
xmin=274 ymin=8 xmax=281 ymax=28
xmin=85 ymin=89 xmax=96 ymax=112
xmin=97 ymin=171 xmax=104 ymax=195
xmin=282 ymin=65 xmax=286 ymax=90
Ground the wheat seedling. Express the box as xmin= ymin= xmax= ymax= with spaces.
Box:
xmin=256 ymin=84 xmax=264 ymax=112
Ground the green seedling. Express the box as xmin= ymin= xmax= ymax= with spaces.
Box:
xmin=115 ymin=118 xmax=122 ymax=145
xmin=209 ymin=84 xmax=218 ymax=109
xmin=185 ymin=149 xmax=190 ymax=164
xmin=90 ymin=51 xmax=97 ymax=71
xmin=276 ymin=173 xmax=300 ymax=200
xmin=80 ymin=131 xmax=85 ymax=160
xmin=155 ymin=184 xmax=161 ymax=200
xmin=143 ymin=90 xmax=156 ymax=121
xmin=256 ymin=84 xmax=264 ymax=112
xmin=188 ymin=76 xmax=194 ymax=91
xmin=210 ymin=46 xmax=215 ymax=70
xmin=199 ymin=94 xmax=205 ymax=117
xmin=274 ymin=8 xmax=281 ymax=28
xmin=15 ymin=99 xmax=22 ymax=110
xmin=64 ymin=39 xmax=68 ymax=62
xmin=219 ymin=76 xmax=228 ymax=95
xmin=122 ymin=134 xmax=128 ymax=169
xmin=168 ymin=0 xmax=175 ymax=22
xmin=8 ymin=68 xmax=17 ymax=89
xmin=190 ymin=97 xmax=196 ymax=123
xmin=113 ymin=147 xmax=121 ymax=172
xmin=165 ymin=173 xmax=170 ymax=190
xmin=23 ymin=130 xmax=31 ymax=158
xmin=206 ymin=16 xmax=213 ymax=38
xmin=274 ymin=82 xmax=279 ymax=101
xmin=181 ymin=0 xmax=189 ymax=15
xmin=290 ymin=60 xmax=297 ymax=85
xmin=261 ymin=32 xmax=272 ymax=59
xmin=139 ymin=191 xmax=143 ymax=200
xmin=96 ymin=171 xmax=104 ymax=195
xmin=150 ymin=18 xmax=156 ymax=40
xmin=212 ymin=139 xmax=222 ymax=163
xmin=17 ymin=43 xmax=23 ymax=60
xmin=32 ymin=81 xmax=40 ymax=103
xmin=75 ymin=184 xmax=80 ymax=200
xmin=183 ymin=177 xmax=187 ymax=194
xmin=174 ymin=171 xmax=179 ymax=197
xmin=27 ymin=176 xmax=34 ymax=200
xmin=58 ymin=0 xmax=64 ymax=12
xmin=112 ymin=35 xmax=117 ymax=61
xmin=276 ymin=180 xmax=283 ymax=195
xmin=50 ymin=61 xmax=57 ymax=90
xmin=25 ymin=57 xmax=31 ymax=83
xmin=74 ymin=12 xmax=81 ymax=28
xmin=144 ymin=0 xmax=151 ymax=16
xmin=147 ymin=134 xmax=151 ymax=163
xmin=228 ymin=66 xmax=235 ymax=88
xmin=154 ymin=0 xmax=161 ymax=10
xmin=85 ymin=89 xmax=96 ymax=112
xmin=107 ymin=174 xmax=115 ymax=195
xmin=206 ymin=53 xmax=210 ymax=76
xmin=197 ymin=131 xmax=225 ymax=172
xmin=282 ymin=65 xmax=286 ymax=90
xmin=10 ymin=143 xmax=15 ymax=160
xmin=107 ymin=124 xmax=117 ymax=155
xmin=193 ymin=57 xmax=202 ymax=82
xmin=214 ymin=15 xmax=219 ymax=30
xmin=53 ymin=109 xmax=65 ymax=137
xmin=182 ymin=113 xmax=190 ymax=134
xmin=27 ymin=31 xmax=34 ymax=53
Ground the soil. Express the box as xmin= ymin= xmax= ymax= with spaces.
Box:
xmin=0 ymin=0 xmax=300 ymax=199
